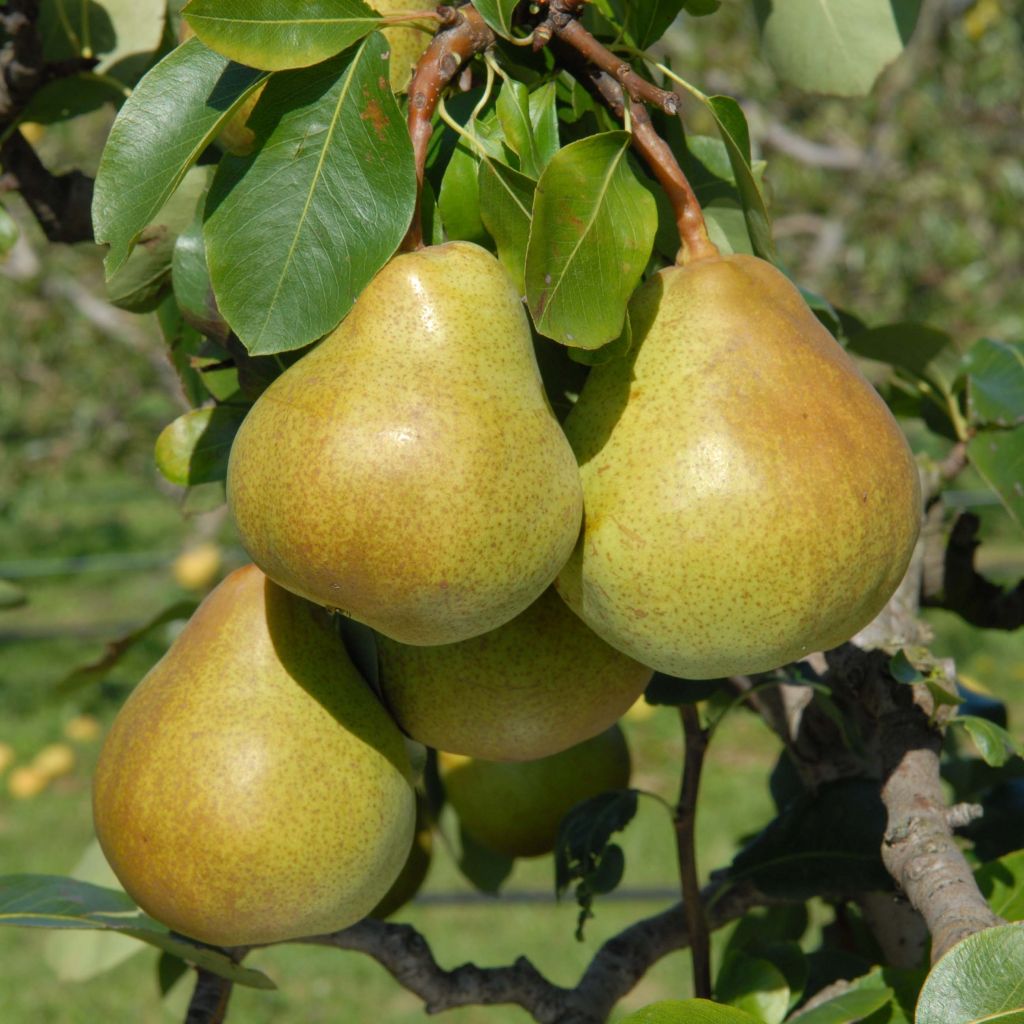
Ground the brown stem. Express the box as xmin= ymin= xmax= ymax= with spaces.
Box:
xmin=675 ymin=705 xmax=712 ymax=999
xmin=553 ymin=43 xmax=718 ymax=265
xmin=402 ymin=4 xmax=495 ymax=251
xmin=184 ymin=968 xmax=234 ymax=1024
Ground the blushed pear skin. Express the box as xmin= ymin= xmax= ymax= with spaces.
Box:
xmin=227 ymin=241 xmax=583 ymax=646
xmin=92 ymin=565 xmax=416 ymax=947
xmin=377 ymin=586 xmax=652 ymax=762
xmin=556 ymin=254 xmax=922 ymax=679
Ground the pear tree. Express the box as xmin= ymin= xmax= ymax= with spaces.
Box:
xmin=1 ymin=2 xmax=1022 ymax=1022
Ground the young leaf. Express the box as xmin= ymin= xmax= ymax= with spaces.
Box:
xmin=92 ymin=38 xmax=267 ymax=275
xmin=205 ymin=33 xmax=416 ymax=354
xmin=975 ymin=850 xmax=1024 ymax=923
xmin=951 ymin=716 xmax=1023 ymax=768
xmin=916 ymin=923 xmax=1024 ymax=1024
xmin=497 ymin=79 xmax=543 ymax=178
xmin=525 ymin=132 xmax=656 ymax=349
xmin=967 ymin=426 xmax=1024 ymax=530
xmin=528 ymin=82 xmax=560 ymax=171
xmin=155 ymin=406 xmax=248 ymax=487
xmin=789 ymin=984 xmax=896 ymax=1023
xmin=183 ymin=0 xmax=379 ymax=70
xmin=966 ymin=338 xmax=1024 ymax=428
xmin=454 ymin=825 xmax=514 ymax=895
xmin=471 ymin=0 xmax=520 ymax=39
xmin=716 ymin=952 xmax=790 ymax=1024
xmin=753 ymin=0 xmax=921 ymax=97
xmin=618 ymin=1000 xmax=763 ymax=1024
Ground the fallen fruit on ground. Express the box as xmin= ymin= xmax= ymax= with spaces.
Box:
xmin=92 ymin=565 xmax=416 ymax=947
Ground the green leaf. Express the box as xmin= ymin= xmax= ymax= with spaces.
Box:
xmin=525 ymin=131 xmax=656 ymax=349
xmin=173 ymin=211 xmax=230 ymax=341
xmin=791 ymin=984 xmax=896 ymax=1023
xmin=847 ymin=323 xmax=965 ymax=404
xmin=0 ymin=203 xmax=19 ymax=256
xmin=183 ymin=0 xmax=379 ymax=70
xmin=155 ymin=406 xmax=247 ymax=487
xmin=478 ymin=158 xmax=536 ymax=294
xmin=658 ymin=71 xmax=775 ymax=262
xmin=455 ymin=824 xmax=514 ymax=895
xmin=618 ymin=999 xmax=763 ymax=1024
xmin=715 ymin=951 xmax=790 ymax=1024
xmin=976 ymin=850 xmax=1024 ymax=923
xmin=952 ymin=716 xmax=1023 ymax=768
xmin=528 ymin=82 xmax=560 ymax=172
xmin=92 ymin=37 xmax=267 ymax=275
xmin=497 ymin=79 xmax=543 ymax=178
xmin=916 ymin=923 xmax=1024 ymax=1024
xmin=205 ymin=34 xmax=416 ymax=354
xmin=753 ymin=0 xmax=922 ymax=97
xmin=967 ymin=426 xmax=1024 ymax=530
xmin=966 ymin=339 xmax=1024 ymax=428
xmin=0 ymin=876 xmax=274 ymax=989
xmin=39 ymin=0 xmax=167 ymax=81
xmin=625 ymin=2 xmax=686 ymax=49
xmin=723 ymin=780 xmax=891 ymax=900
xmin=889 ymin=649 xmax=925 ymax=685
xmin=105 ymin=226 xmax=175 ymax=312
xmin=44 ymin=842 xmax=142 ymax=982
xmin=17 ymin=73 xmax=127 ymax=125
xmin=472 ymin=0 xmax=520 ymax=38
xmin=54 ymin=601 xmax=198 ymax=695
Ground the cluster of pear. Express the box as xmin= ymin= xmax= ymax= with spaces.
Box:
xmin=93 ymin=240 xmax=920 ymax=949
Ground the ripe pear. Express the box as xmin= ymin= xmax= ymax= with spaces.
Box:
xmin=557 ymin=254 xmax=921 ymax=679
xmin=228 ymin=241 xmax=583 ymax=646
xmin=374 ymin=0 xmax=437 ymax=94
xmin=92 ymin=565 xmax=416 ymax=948
xmin=378 ymin=587 xmax=652 ymax=761
xmin=439 ymin=725 xmax=631 ymax=858
xmin=370 ymin=799 xmax=432 ymax=919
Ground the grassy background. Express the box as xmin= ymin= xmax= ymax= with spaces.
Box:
xmin=2 ymin=1 xmax=1023 ymax=1020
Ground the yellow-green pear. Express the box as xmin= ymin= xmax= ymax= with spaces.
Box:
xmin=439 ymin=725 xmax=631 ymax=858
xmin=92 ymin=565 xmax=416 ymax=947
xmin=378 ymin=587 xmax=652 ymax=761
xmin=228 ymin=242 xmax=583 ymax=647
xmin=557 ymin=254 xmax=921 ymax=679
xmin=370 ymin=799 xmax=432 ymax=918
xmin=375 ymin=0 xmax=437 ymax=94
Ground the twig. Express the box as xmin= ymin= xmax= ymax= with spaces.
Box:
xmin=403 ymin=4 xmax=494 ymax=250
xmin=299 ymin=879 xmax=766 ymax=1023
xmin=550 ymin=44 xmax=718 ymax=265
xmin=184 ymin=968 xmax=234 ymax=1024
xmin=675 ymin=705 xmax=711 ymax=999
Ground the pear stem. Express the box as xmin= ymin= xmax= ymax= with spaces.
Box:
xmin=548 ymin=41 xmax=719 ymax=266
xmin=675 ymin=704 xmax=712 ymax=1000
xmin=402 ymin=4 xmax=496 ymax=252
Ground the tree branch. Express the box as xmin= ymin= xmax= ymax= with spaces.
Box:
xmin=184 ymin=968 xmax=234 ymax=1024
xmin=299 ymin=879 xmax=766 ymax=1023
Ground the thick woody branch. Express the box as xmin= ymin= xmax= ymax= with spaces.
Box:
xmin=922 ymin=511 xmax=1024 ymax=630
xmin=403 ymin=4 xmax=494 ymax=250
xmin=551 ymin=44 xmax=718 ymax=265
xmin=300 ymin=879 xmax=766 ymax=1023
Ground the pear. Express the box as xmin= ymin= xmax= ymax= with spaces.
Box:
xmin=370 ymin=798 xmax=432 ymax=919
xmin=92 ymin=565 xmax=416 ymax=948
xmin=557 ymin=254 xmax=921 ymax=679
xmin=378 ymin=587 xmax=652 ymax=761
xmin=439 ymin=725 xmax=631 ymax=858
xmin=228 ymin=241 xmax=583 ymax=646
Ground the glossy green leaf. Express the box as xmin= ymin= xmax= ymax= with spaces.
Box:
xmin=619 ymin=1000 xmax=762 ymax=1024
xmin=173 ymin=212 xmax=230 ymax=341
xmin=753 ymin=0 xmax=922 ymax=97
xmin=0 ymin=875 xmax=274 ymax=989
xmin=105 ymin=227 xmax=175 ymax=312
xmin=497 ymin=79 xmax=543 ymax=178
xmin=0 ymin=204 xmax=19 ymax=256
xmin=791 ymin=984 xmax=896 ymax=1023
xmin=439 ymin=138 xmax=487 ymax=244
xmin=18 ymin=74 xmax=127 ymax=126
xmin=847 ymin=323 xmax=965 ymax=400
xmin=54 ymin=601 xmax=198 ymax=695
xmin=625 ymin=1 xmax=686 ymax=48
xmin=976 ymin=850 xmax=1024 ymax=923
xmin=705 ymin=202 xmax=754 ymax=255
xmin=525 ymin=132 xmax=656 ymax=349
xmin=93 ymin=38 xmax=267 ymax=275
xmin=659 ymin=70 xmax=775 ymax=262
xmin=716 ymin=952 xmax=789 ymax=1024
xmin=155 ymin=406 xmax=247 ymax=487
xmin=528 ymin=83 xmax=560 ymax=171
xmin=205 ymin=34 xmax=416 ymax=354
xmin=39 ymin=0 xmax=167 ymax=80
xmin=478 ymin=159 xmax=536 ymax=294
xmin=952 ymin=716 xmax=1023 ymax=768
xmin=967 ymin=426 xmax=1024 ymax=530
xmin=966 ymin=339 xmax=1024 ymax=428
xmin=183 ymin=0 xmax=379 ymax=70
xmin=916 ymin=923 xmax=1024 ymax=1024
xmin=472 ymin=0 xmax=520 ymax=38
